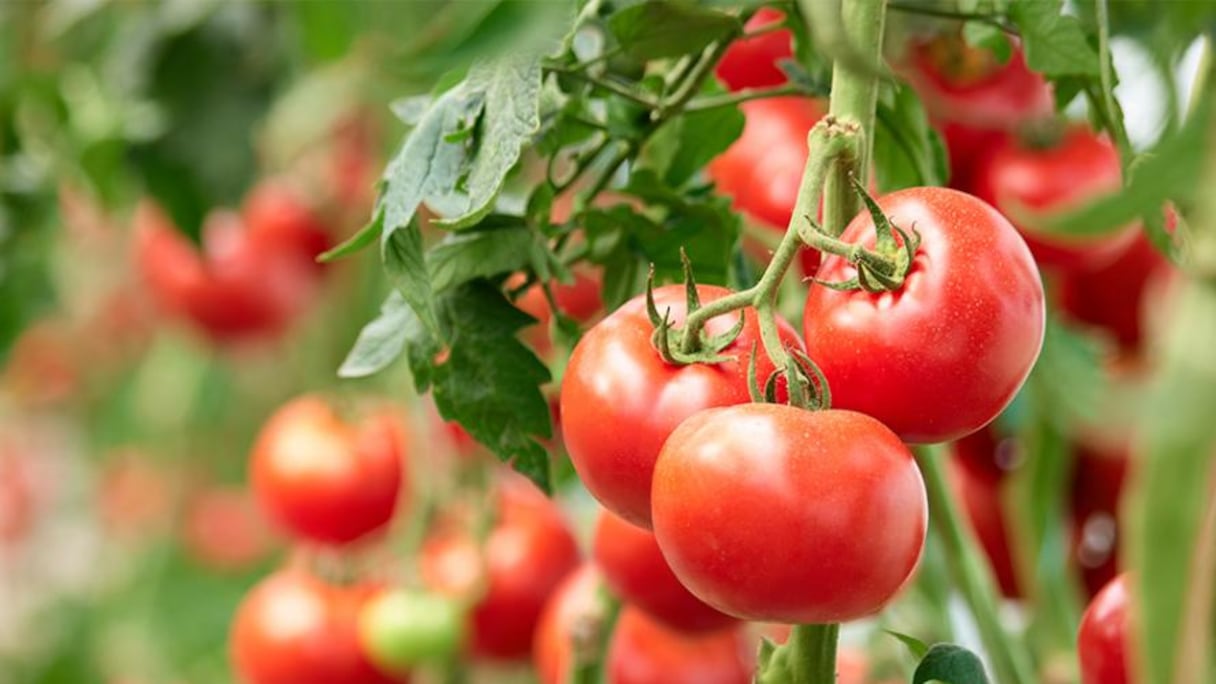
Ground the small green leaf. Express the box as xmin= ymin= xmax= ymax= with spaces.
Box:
xmin=884 ymin=629 xmax=931 ymax=660
xmin=319 ymin=210 xmax=383 ymax=263
xmin=609 ymin=1 xmax=740 ymax=61
xmin=383 ymin=222 xmax=441 ymax=340
xmin=390 ymin=94 xmax=432 ymax=126
xmin=1025 ymin=316 xmax=1110 ymax=432
xmin=1008 ymin=0 xmax=1100 ymax=77
xmin=662 ymin=104 xmax=745 ymax=187
xmin=873 ymin=83 xmax=949 ymax=191
xmin=427 ymin=223 xmax=536 ymax=292
xmin=912 ymin=643 xmax=991 ymax=684
xmin=338 ymin=292 xmax=412 ymax=379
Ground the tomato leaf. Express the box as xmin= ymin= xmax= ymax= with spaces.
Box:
xmin=1024 ymin=316 xmax=1109 ymax=433
xmin=1008 ymin=0 xmax=1100 ymax=78
xmin=338 ymin=291 xmax=413 ymax=379
xmin=648 ymin=103 xmax=745 ymax=188
xmin=384 ymin=221 xmax=441 ymax=341
xmin=427 ymin=220 xmax=537 ymax=292
xmin=911 ymin=643 xmax=991 ymax=684
xmin=608 ymin=1 xmax=739 ymax=61
xmin=873 ymin=82 xmax=949 ymax=191
xmin=319 ymin=209 xmax=383 ymax=263
xmin=623 ymin=170 xmax=739 ymax=286
xmin=884 ymin=629 xmax=930 ymax=659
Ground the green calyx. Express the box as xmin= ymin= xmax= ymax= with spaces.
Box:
xmin=747 ymin=341 xmax=832 ymax=411
xmin=647 ymin=252 xmax=747 ymax=366
xmin=800 ymin=175 xmax=921 ymax=293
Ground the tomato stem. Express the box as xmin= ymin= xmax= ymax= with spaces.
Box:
xmin=755 ymin=623 xmax=840 ymax=684
xmin=915 ymin=445 xmax=1038 ymax=684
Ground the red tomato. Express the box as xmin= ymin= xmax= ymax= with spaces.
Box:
xmin=803 ymin=187 xmax=1045 ymax=443
xmin=181 ymin=486 xmax=276 ymax=572
xmin=592 ymin=508 xmax=736 ymax=633
xmin=715 ymin=8 xmax=793 ymax=91
xmin=1078 ymin=573 xmax=1131 ymax=684
xmin=901 ymin=36 xmax=1053 ymax=188
xmin=243 ymin=179 xmax=332 ymax=268
xmin=134 ymin=202 xmax=316 ymax=342
xmin=972 ymin=126 xmax=1138 ymax=272
xmin=513 ymin=268 xmax=605 ymax=357
xmin=652 ymin=404 xmax=927 ymax=623
xmin=561 ymin=284 xmax=803 ymax=528
xmin=949 ymin=439 xmax=1021 ymax=599
xmin=1071 ymin=447 xmax=1129 ymax=598
xmin=421 ymin=475 xmax=580 ymax=661
xmin=707 ymin=97 xmax=825 ymax=275
xmin=230 ymin=571 xmax=405 ymax=684
xmin=0 ymin=450 xmax=35 ymax=545
xmin=251 ymin=396 xmax=407 ymax=545
xmin=534 ymin=565 xmax=752 ymax=684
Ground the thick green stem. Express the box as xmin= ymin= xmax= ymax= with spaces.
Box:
xmin=916 ymin=446 xmax=1038 ymax=684
xmin=757 ymin=624 xmax=841 ymax=684
xmin=806 ymin=0 xmax=887 ymax=237
xmin=1094 ymin=0 xmax=1134 ymax=172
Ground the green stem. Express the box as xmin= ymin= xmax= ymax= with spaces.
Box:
xmin=545 ymin=64 xmax=659 ymax=109
xmin=1094 ymin=0 xmax=1134 ymax=171
xmin=655 ymin=39 xmax=736 ymax=121
xmin=757 ymin=624 xmax=841 ymax=684
xmin=685 ymin=83 xmax=817 ymax=113
xmin=808 ymin=0 xmax=887 ymax=237
xmin=916 ymin=446 xmax=1038 ymax=684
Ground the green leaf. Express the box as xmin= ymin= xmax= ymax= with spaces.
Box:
xmin=873 ymin=83 xmax=949 ymax=191
xmin=609 ymin=1 xmax=740 ymax=61
xmin=1008 ymin=0 xmax=1100 ymax=78
xmin=427 ymin=222 xmax=537 ymax=292
xmin=884 ymin=630 xmax=930 ymax=660
xmin=432 ymin=56 xmax=544 ymax=229
xmin=383 ymin=222 xmax=441 ymax=340
xmin=338 ymin=292 xmax=412 ymax=379
xmin=661 ymin=104 xmax=745 ymax=188
xmin=912 ymin=644 xmax=991 ymax=684
xmin=319 ymin=210 xmax=383 ymax=263
xmin=962 ymin=21 xmax=1012 ymax=64
xmin=1025 ymin=316 xmax=1109 ymax=432
xmin=624 ymin=170 xmax=740 ymax=286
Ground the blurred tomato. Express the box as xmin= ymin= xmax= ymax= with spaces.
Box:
xmin=181 ymin=486 xmax=277 ymax=572
xmin=421 ymin=475 xmax=580 ymax=661
xmin=1070 ymin=447 xmax=1129 ymax=598
xmin=1078 ymin=573 xmax=1131 ymax=684
xmin=243 ymin=179 xmax=332 ymax=269
xmin=2 ymin=320 xmax=78 ymax=407
xmin=715 ymin=8 xmax=793 ymax=91
xmin=950 ymin=431 xmax=1021 ymax=598
xmin=512 ymin=267 xmax=605 ymax=357
xmin=0 ymin=449 xmax=35 ymax=545
xmin=99 ymin=451 xmax=174 ymax=540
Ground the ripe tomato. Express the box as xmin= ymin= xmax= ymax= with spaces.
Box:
xmin=707 ymin=97 xmax=825 ymax=275
xmin=900 ymin=35 xmax=1053 ymax=188
xmin=591 ymin=508 xmax=736 ymax=633
xmin=651 ymin=404 xmax=927 ymax=623
xmin=421 ymin=475 xmax=580 ymax=661
xmin=513 ymin=267 xmax=605 ymax=357
xmin=972 ymin=125 xmax=1138 ymax=272
xmin=534 ymin=565 xmax=752 ymax=684
xmin=715 ymin=8 xmax=793 ymax=91
xmin=250 ymin=396 xmax=407 ymax=545
xmin=230 ymin=571 xmax=405 ymax=684
xmin=134 ymin=202 xmax=316 ymax=342
xmin=949 ymin=433 xmax=1021 ymax=598
xmin=803 ymin=187 xmax=1045 ymax=443
xmin=1071 ymin=446 xmax=1129 ymax=598
xmin=243 ymin=179 xmax=332 ymax=268
xmin=1078 ymin=573 xmax=1131 ymax=684
xmin=561 ymin=284 xmax=803 ymax=528
xmin=181 ymin=486 xmax=276 ymax=572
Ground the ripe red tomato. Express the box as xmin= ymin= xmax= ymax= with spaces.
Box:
xmin=134 ymin=202 xmax=316 ymax=342
xmin=1071 ymin=446 xmax=1129 ymax=598
xmin=561 ymin=284 xmax=803 ymax=528
xmin=513 ymin=267 xmax=605 ymax=357
xmin=534 ymin=565 xmax=752 ymax=684
xmin=949 ymin=435 xmax=1021 ymax=598
xmin=591 ymin=508 xmax=736 ymax=633
xmin=243 ymin=179 xmax=332 ymax=268
xmin=803 ymin=187 xmax=1045 ymax=443
xmin=421 ymin=475 xmax=580 ymax=661
xmin=715 ymin=8 xmax=793 ymax=91
xmin=652 ymin=404 xmax=927 ymax=623
xmin=972 ymin=125 xmax=1138 ymax=272
xmin=230 ymin=571 xmax=405 ymax=684
xmin=181 ymin=486 xmax=276 ymax=572
xmin=900 ymin=36 xmax=1053 ymax=188
xmin=707 ymin=97 xmax=825 ymax=275
xmin=251 ymin=396 xmax=407 ymax=545
xmin=1078 ymin=573 xmax=1131 ymax=684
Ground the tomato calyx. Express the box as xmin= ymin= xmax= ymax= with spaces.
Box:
xmin=801 ymin=177 xmax=922 ymax=293
xmin=645 ymin=255 xmax=747 ymax=366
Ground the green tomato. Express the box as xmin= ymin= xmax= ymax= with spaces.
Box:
xmin=358 ymin=589 xmax=465 ymax=671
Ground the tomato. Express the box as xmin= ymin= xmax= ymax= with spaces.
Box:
xmin=1078 ymin=573 xmax=1131 ymax=684
xmin=715 ymin=8 xmax=793 ymax=91
xmin=707 ymin=97 xmax=826 ymax=276
xmin=2 ymin=320 xmax=78 ymax=407
xmin=652 ymin=404 xmax=927 ymax=623
xmin=358 ymin=589 xmax=464 ymax=672
xmin=99 ymin=451 xmax=174 ymax=540
xmin=134 ymin=202 xmax=316 ymax=342
xmin=0 ymin=450 xmax=35 ymax=546
xmin=1059 ymin=230 xmax=1174 ymax=356
xmin=803 ymin=187 xmax=1045 ymax=443
xmin=251 ymin=396 xmax=407 ymax=545
xmin=243 ymin=179 xmax=332 ymax=268
xmin=561 ymin=284 xmax=803 ymax=528
xmin=421 ymin=475 xmax=580 ymax=661
xmin=1071 ymin=446 xmax=1129 ymax=598
xmin=513 ymin=267 xmax=605 ymax=357
xmin=534 ymin=565 xmax=752 ymax=684
xmin=230 ymin=571 xmax=405 ymax=684
xmin=591 ymin=508 xmax=736 ymax=633
xmin=949 ymin=436 xmax=1021 ymax=598
xmin=181 ymin=486 xmax=276 ymax=572
xmin=900 ymin=35 xmax=1053 ymax=188
xmin=972 ymin=125 xmax=1138 ymax=272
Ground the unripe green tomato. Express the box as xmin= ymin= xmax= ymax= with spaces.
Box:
xmin=358 ymin=589 xmax=464 ymax=672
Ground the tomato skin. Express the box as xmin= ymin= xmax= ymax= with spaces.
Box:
xmin=803 ymin=187 xmax=1045 ymax=444
xmin=230 ymin=571 xmax=406 ymax=684
xmin=707 ymin=97 xmax=825 ymax=275
xmin=421 ymin=476 xmax=581 ymax=661
xmin=251 ymin=396 xmax=406 ymax=545
xmin=1078 ymin=573 xmax=1131 ymax=684
xmin=715 ymin=8 xmax=793 ymax=92
xmin=591 ymin=509 xmax=736 ymax=633
xmin=652 ymin=404 xmax=927 ymax=623
xmin=972 ymin=126 xmax=1138 ymax=272
xmin=561 ymin=284 xmax=803 ymax=528
xmin=243 ymin=180 xmax=332 ymax=269
xmin=514 ymin=268 xmax=605 ymax=356
xmin=534 ymin=566 xmax=752 ymax=684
